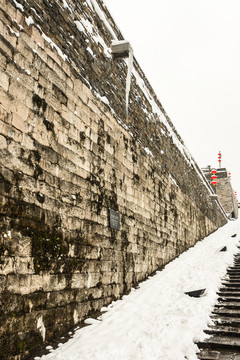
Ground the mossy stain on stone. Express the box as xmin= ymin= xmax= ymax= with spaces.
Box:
xmin=29 ymin=230 xmax=68 ymax=273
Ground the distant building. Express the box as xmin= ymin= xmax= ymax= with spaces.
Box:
xmin=202 ymin=167 xmax=238 ymax=219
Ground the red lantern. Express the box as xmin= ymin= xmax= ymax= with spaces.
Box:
xmin=211 ymin=168 xmax=217 ymax=186
xmin=218 ymin=151 xmax=222 ymax=167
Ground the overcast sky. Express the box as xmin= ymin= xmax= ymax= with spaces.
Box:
xmin=104 ymin=0 xmax=240 ymax=199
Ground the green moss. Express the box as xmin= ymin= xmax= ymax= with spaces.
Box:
xmin=17 ymin=341 xmax=25 ymax=351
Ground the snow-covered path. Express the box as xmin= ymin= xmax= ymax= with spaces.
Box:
xmin=36 ymin=220 xmax=240 ymax=360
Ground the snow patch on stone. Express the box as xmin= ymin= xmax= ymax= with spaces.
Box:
xmin=90 ymin=0 xmax=117 ymax=40
xmin=37 ymin=316 xmax=46 ymax=342
xmin=7 ymin=25 xmax=19 ymax=37
xmin=144 ymin=147 xmax=153 ymax=157
xmin=74 ymin=21 xmax=85 ymax=32
xmin=36 ymin=25 xmax=69 ymax=61
xmin=62 ymin=0 xmax=72 ymax=12
xmin=13 ymin=0 xmax=24 ymax=11
xmin=73 ymin=309 xmax=78 ymax=325
xmin=86 ymin=47 xmax=95 ymax=57
xmin=87 ymin=273 xmax=92 ymax=288
xmin=94 ymin=92 xmax=110 ymax=106
xmin=169 ymin=174 xmax=178 ymax=187
xmin=25 ymin=16 xmax=34 ymax=26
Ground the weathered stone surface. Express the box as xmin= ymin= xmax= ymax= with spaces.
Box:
xmin=0 ymin=0 xmax=228 ymax=359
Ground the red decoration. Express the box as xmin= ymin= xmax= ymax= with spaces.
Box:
xmin=218 ymin=151 xmax=222 ymax=167
xmin=211 ymin=168 xmax=217 ymax=186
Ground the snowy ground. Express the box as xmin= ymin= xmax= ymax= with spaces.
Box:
xmin=36 ymin=220 xmax=240 ymax=360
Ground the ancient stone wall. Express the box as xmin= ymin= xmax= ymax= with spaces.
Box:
xmin=0 ymin=0 xmax=227 ymax=358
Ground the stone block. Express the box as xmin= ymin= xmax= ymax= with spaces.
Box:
xmin=71 ymin=273 xmax=87 ymax=289
xmin=61 ymin=107 xmax=72 ymax=124
xmin=6 ymin=274 xmax=31 ymax=294
xmin=0 ymin=135 xmax=7 ymax=149
xmin=0 ymin=70 xmax=9 ymax=91
xmin=4 ymin=28 xmax=18 ymax=49
xmin=45 ymin=47 xmax=62 ymax=67
xmin=0 ymin=256 xmax=15 ymax=275
xmin=12 ymin=113 xmax=26 ymax=132
xmin=0 ymin=34 xmax=14 ymax=58
xmin=0 ymin=0 xmax=16 ymax=18
xmin=15 ymin=102 xmax=29 ymax=121
xmin=42 ymin=274 xmax=67 ymax=292
xmin=46 ymin=290 xmax=75 ymax=309
xmin=73 ymin=78 xmax=83 ymax=95
xmin=15 ymin=257 xmax=35 ymax=274
xmin=31 ymin=26 xmax=45 ymax=49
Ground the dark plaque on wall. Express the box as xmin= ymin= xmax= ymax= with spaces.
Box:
xmin=109 ymin=208 xmax=120 ymax=230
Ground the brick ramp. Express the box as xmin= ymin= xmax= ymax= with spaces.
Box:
xmin=197 ymin=251 xmax=240 ymax=359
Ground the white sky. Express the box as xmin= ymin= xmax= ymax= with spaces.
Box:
xmin=104 ymin=0 xmax=240 ymax=199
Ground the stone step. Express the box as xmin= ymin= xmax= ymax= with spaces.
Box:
xmin=226 ymin=274 xmax=240 ymax=278
xmin=215 ymin=301 xmax=240 ymax=310
xmin=222 ymin=282 xmax=240 ymax=287
xmin=219 ymin=287 xmax=240 ymax=292
xmin=218 ymin=296 xmax=240 ymax=302
xmin=197 ymin=349 xmax=240 ymax=360
xmin=217 ymin=291 xmax=240 ymax=297
xmin=228 ymin=266 xmax=240 ymax=269
xmin=211 ymin=315 xmax=240 ymax=327
xmin=224 ymin=276 xmax=240 ymax=280
xmin=197 ymin=335 xmax=240 ymax=352
xmin=212 ymin=308 xmax=240 ymax=317
xmin=204 ymin=325 xmax=240 ymax=337
xmin=197 ymin=251 xmax=240 ymax=359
